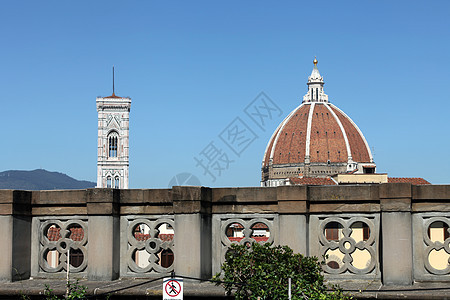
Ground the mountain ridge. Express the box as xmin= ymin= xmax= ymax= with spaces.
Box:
xmin=0 ymin=169 xmax=96 ymax=190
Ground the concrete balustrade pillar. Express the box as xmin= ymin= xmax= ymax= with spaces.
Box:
xmin=173 ymin=186 xmax=212 ymax=279
xmin=0 ymin=190 xmax=32 ymax=282
xmin=380 ymin=183 xmax=413 ymax=285
xmin=277 ymin=186 xmax=308 ymax=255
xmin=87 ymin=188 xmax=120 ymax=281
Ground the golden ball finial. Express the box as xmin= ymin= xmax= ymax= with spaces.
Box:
xmin=313 ymin=56 xmax=318 ymax=66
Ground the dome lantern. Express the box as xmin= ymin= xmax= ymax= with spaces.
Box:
xmin=303 ymin=57 xmax=329 ymax=103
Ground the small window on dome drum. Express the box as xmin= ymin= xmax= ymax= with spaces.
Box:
xmin=363 ymin=167 xmax=375 ymax=174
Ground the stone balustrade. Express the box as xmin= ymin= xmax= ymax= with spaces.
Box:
xmin=0 ymin=184 xmax=449 ymax=288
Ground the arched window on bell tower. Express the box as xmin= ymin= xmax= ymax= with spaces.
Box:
xmin=108 ymin=131 xmax=119 ymax=158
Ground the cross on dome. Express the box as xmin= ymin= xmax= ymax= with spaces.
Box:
xmin=303 ymin=57 xmax=328 ymax=103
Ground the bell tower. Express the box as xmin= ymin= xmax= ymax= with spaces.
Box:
xmin=96 ymin=67 xmax=131 ymax=189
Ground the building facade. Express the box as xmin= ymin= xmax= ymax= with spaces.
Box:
xmin=262 ymin=58 xmax=376 ymax=187
xmin=96 ymin=92 xmax=131 ymax=189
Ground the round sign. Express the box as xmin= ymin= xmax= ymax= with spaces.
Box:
xmin=165 ymin=280 xmax=181 ymax=297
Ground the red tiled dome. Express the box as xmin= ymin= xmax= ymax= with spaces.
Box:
xmin=262 ymin=102 xmax=372 ymax=167
xmin=261 ymin=59 xmax=375 ymax=186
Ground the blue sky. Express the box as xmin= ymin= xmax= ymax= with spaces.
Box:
xmin=1 ymin=1 xmax=449 ymax=188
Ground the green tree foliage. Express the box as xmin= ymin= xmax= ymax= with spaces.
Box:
xmin=213 ymin=243 xmax=351 ymax=300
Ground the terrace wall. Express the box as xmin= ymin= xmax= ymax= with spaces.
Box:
xmin=0 ymin=184 xmax=449 ymax=288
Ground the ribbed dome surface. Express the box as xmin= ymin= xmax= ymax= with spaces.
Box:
xmin=261 ymin=59 xmax=375 ymax=187
xmin=263 ymin=102 xmax=372 ymax=167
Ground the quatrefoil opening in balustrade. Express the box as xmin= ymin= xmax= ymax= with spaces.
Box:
xmin=424 ymin=219 xmax=450 ymax=275
xmin=320 ymin=218 xmax=376 ymax=275
xmin=225 ymin=222 xmax=245 ymax=243
xmin=223 ymin=219 xmax=272 ymax=247
xmin=220 ymin=218 xmax=274 ymax=265
xmin=127 ymin=219 xmax=175 ymax=274
xmin=39 ymin=220 xmax=88 ymax=273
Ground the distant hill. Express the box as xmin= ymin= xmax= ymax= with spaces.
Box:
xmin=0 ymin=169 xmax=96 ymax=190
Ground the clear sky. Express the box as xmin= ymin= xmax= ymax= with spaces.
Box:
xmin=1 ymin=0 xmax=449 ymax=188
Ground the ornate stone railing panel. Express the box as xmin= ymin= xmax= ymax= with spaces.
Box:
xmin=413 ymin=213 xmax=450 ymax=281
xmin=310 ymin=214 xmax=380 ymax=280
xmin=32 ymin=217 xmax=88 ymax=277
xmin=212 ymin=214 xmax=278 ymax=274
xmin=120 ymin=216 xmax=175 ymax=277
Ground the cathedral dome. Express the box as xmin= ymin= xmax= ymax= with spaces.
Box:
xmin=261 ymin=59 xmax=375 ymax=186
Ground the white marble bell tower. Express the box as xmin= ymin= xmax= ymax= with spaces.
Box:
xmin=96 ymin=68 xmax=131 ymax=189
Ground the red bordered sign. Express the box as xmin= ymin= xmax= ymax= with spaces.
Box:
xmin=163 ymin=278 xmax=183 ymax=300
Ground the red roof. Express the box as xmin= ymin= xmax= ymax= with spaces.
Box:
xmin=47 ymin=227 xmax=84 ymax=242
xmin=228 ymin=223 xmax=244 ymax=229
xmin=388 ymin=177 xmax=430 ymax=185
xmin=252 ymin=223 xmax=269 ymax=229
xmin=134 ymin=233 xmax=174 ymax=242
xmin=289 ymin=177 xmax=336 ymax=185
xmin=159 ymin=234 xmax=174 ymax=242
xmin=103 ymin=93 xmax=122 ymax=99
xmin=263 ymin=103 xmax=372 ymax=167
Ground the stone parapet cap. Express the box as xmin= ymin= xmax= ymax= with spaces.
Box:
xmin=87 ymin=188 xmax=119 ymax=215
xmin=212 ymin=187 xmax=278 ymax=214
xmin=310 ymin=203 xmax=380 ymax=213
xmin=212 ymin=203 xmax=278 ymax=214
xmin=1 ymin=184 xmax=449 ymax=216
xmin=87 ymin=189 xmax=118 ymax=203
xmin=308 ymin=185 xmax=380 ymax=202
xmin=119 ymin=189 xmax=172 ymax=204
xmin=276 ymin=186 xmax=308 ymax=214
xmin=278 ymin=200 xmax=307 ymax=214
xmin=411 ymin=185 xmax=450 ymax=212
xmin=0 ymin=190 xmax=15 ymax=205
xmin=277 ymin=185 xmax=308 ymax=201
xmin=379 ymin=183 xmax=412 ymax=199
xmin=0 ymin=190 xmax=32 ymax=215
xmin=32 ymin=190 xmax=87 ymax=205
xmin=412 ymin=184 xmax=450 ymax=200
xmin=172 ymin=186 xmax=205 ymax=201
xmin=212 ymin=187 xmax=277 ymax=203
xmin=380 ymin=198 xmax=411 ymax=212
xmin=172 ymin=186 xmax=211 ymax=214
xmin=412 ymin=202 xmax=450 ymax=212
